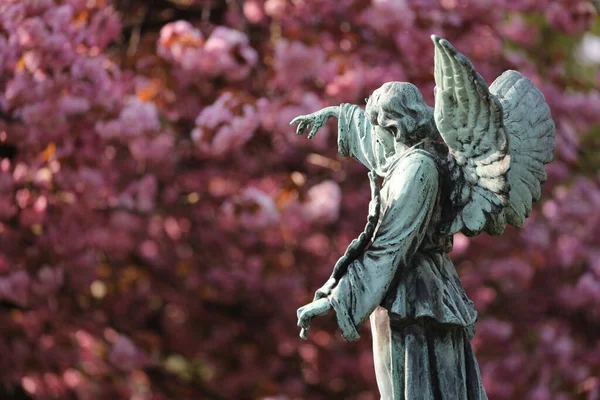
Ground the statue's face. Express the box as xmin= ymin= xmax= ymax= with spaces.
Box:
xmin=371 ymin=108 xmax=417 ymax=153
xmin=394 ymin=112 xmax=416 ymax=142
xmin=366 ymin=81 xmax=432 ymax=148
xmin=373 ymin=124 xmax=397 ymax=155
xmin=367 ymin=100 xmax=418 ymax=152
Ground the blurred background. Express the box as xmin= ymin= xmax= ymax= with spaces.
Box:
xmin=0 ymin=0 xmax=599 ymax=399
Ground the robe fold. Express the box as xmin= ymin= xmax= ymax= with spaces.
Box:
xmin=328 ymin=103 xmax=487 ymax=400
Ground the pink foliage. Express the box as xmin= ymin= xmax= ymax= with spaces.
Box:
xmin=158 ymin=22 xmax=258 ymax=82
xmin=302 ymin=180 xmax=343 ymax=225
xmin=191 ymin=92 xmax=260 ymax=157
xmin=0 ymin=0 xmax=598 ymax=399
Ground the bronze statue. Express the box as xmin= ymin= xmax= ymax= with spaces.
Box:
xmin=291 ymin=35 xmax=555 ymax=399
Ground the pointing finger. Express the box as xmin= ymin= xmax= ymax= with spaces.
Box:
xmin=298 ymin=317 xmax=310 ymax=332
xmin=308 ymin=125 xmax=319 ymax=139
xmin=296 ymin=121 xmax=308 ymax=136
xmin=290 ymin=116 xmax=303 ymax=126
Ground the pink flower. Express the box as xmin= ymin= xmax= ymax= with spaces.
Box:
xmin=477 ymin=318 xmax=514 ymax=342
xmin=158 ymin=21 xmax=204 ymax=67
xmin=546 ymin=1 xmax=596 ymax=35
xmin=222 ymin=187 xmax=279 ymax=230
xmin=96 ymin=97 xmax=160 ymax=139
xmin=16 ymin=17 xmax=49 ymax=49
xmin=358 ymin=0 xmax=415 ymax=35
xmin=158 ymin=22 xmax=257 ymax=81
xmin=202 ymin=26 xmax=258 ymax=81
xmin=488 ymin=257 xmax=534 ymax=292
xmin=192 ymin=92 xmax=260 ymax=157
xmin=119 ymin=97 xmax=161 ymax=136
xmin=302 ymin=180 xmax=342 ymax=225
xmin=264 ymin=0 xmax=287 ymax=18
xmin=325 ymin=66 xmax=365 ymax=103
xmin=128 ymin=133 xmax=174 ymax=165
xmin=272 ymin=39 xmax=326 ymax=88
xmin=243 ymin=0 xmax=266 ymax=23
xmin=84 ymin=5 xmax=122 ymax=50
xmin=118 ymin=174 xmax=159 ymax=213
xmin=0 ymin=4 xmax=26 ymax=33
xmin=59 ymin=95 xmax=90 ymax=116
xmin=500 ymin=14 xmax=541 ymax=46
xmin=574 ymin=273 xmax=600 ymax=306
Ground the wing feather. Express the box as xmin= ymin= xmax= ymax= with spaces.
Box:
xmin=432 ymin=35 xmax=510 ymax=236
xmin=490 ymin=70 xmax=556 ymax=226
xmin=462 ymin=201 xmax=486 ymax=234
xmin=432 ymin=37 xmax=554 ymax=235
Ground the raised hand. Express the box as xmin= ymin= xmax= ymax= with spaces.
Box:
xmin=290 ymin=106 xmax=339 ymax=139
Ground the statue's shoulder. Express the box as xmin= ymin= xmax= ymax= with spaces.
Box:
xmin=396 ymin=141 xmax=448 ymax=174
xmin=385 ymin=145 xmax=443 ymax=190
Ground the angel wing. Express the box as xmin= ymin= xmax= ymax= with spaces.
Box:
xmin=431 ymin=35 xmax=555 ymax=236
xmin=489 ymin=70 xmax=555 ymax=227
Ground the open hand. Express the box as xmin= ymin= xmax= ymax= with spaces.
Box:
xmin=297 ymin=297 xmax=332 ymax=339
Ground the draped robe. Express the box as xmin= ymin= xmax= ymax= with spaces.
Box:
xmin=327 ymin=104 xmax=487 ymax=400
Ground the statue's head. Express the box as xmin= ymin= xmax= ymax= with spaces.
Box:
xmin=366 ymin=82 xmax=439 ymax=148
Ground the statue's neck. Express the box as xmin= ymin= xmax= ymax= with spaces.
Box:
xmin=393 ymin=141 xmax=410 ymax=156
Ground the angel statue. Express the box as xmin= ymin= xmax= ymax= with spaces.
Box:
xmin=290 ymin=35 xmax=555 ymax=399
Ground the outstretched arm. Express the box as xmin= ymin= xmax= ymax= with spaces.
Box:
xmin=290 ymin=106 xmax=339 ymax=139
xmin=291 ymin=104 xmax=395 ymax=176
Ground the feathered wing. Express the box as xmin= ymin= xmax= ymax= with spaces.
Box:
xmin=431 ymin=35 xmax=555 ymax=236
xmin=489 ymin=71 xmax=555 ymax=227
xmin=431 ymin=35 xmax=511 ymax=236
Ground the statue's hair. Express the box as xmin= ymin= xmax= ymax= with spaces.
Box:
xmin=366 ymin=82 xmax=440 ymax=145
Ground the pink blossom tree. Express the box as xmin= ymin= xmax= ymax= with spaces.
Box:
xmin=0 ymin=0 xmax=598 ymax=398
